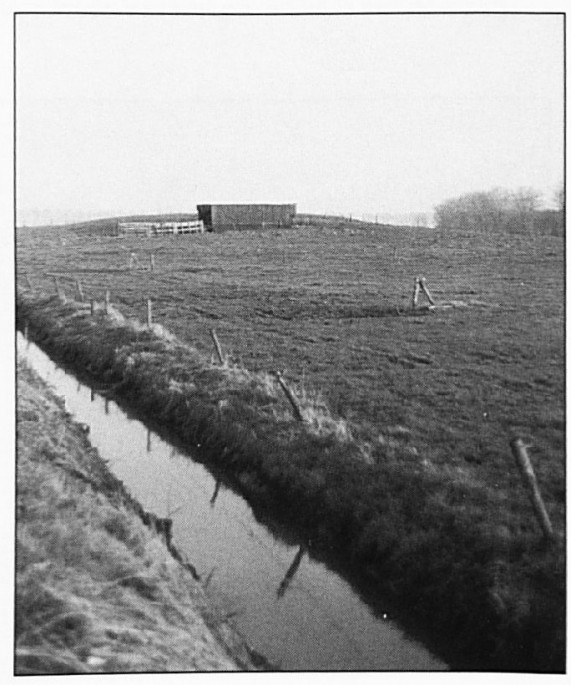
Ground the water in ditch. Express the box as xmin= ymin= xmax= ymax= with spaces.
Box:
xmin=17 ymin=333 xmax=447 ymax=671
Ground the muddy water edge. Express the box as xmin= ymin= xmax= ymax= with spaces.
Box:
xmin=17 ymin=332 xmax=448 ymax=671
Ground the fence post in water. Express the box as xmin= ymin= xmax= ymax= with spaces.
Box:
xmin=25 ymin=274 xmax=33 ymax=291
xmin=274 ymin=371 xmax=305 ymax=423
xmin=210 ymin=328 xmax=225 ymax=365
xmin=510 ymin=438 xmax=555 ymax=541
xmin=419 ymin=277 xmax=436 ymax=306
xmin=411 ymin=277 xmax=421 ymax=309
xmin=75 ymin=279 xmax=84 ymax=302
xmin=90 ymin=299 xmax=95 ymax=316
xmin=146 ymin=298 xmax=153 ymax=328
xmin=24 ymin=322 xmax=29 ymax=340
xmin=150 ymin=253 xmax=155 ymax=272
xmin=104 ymin=290 xmax=110 ymax=314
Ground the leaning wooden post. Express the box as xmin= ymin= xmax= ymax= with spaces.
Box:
xmin=146 ymin=298 xmax=153 ymax=328
xmin=510 ymin=438 xmax=554 ymax=541
xmin=274 ymin=371 xmax=305 ymax=423
xmin=104 ymin=289 xmax=110 ymax=314
xmin=75 ymin=279 xmax=84 ymax=302
xmin=210 ymin=328 xmax=225 ymax=365
xmin=411 ymin=276 xmax=421 ymax=309
xmin=419 ymin=277 xmax=436 ymax=306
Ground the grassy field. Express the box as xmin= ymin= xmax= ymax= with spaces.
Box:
xmin=16 ymin=221 xmax=565 ymax=670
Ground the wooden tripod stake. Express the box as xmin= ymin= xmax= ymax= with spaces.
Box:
xmin=411 ymin=277 xmax=421 ymax=309
xmin=419 ymin=277 xmax=436 ymax=306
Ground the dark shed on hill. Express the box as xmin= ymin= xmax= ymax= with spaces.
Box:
xmin=197 ymin=204 xmax=296 ymax=232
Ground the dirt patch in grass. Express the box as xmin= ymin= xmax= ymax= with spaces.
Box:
xmin=16 ymin=288 xmax=565 ymax=672
xmin=16 ymin=360 xmax=263 ymax=674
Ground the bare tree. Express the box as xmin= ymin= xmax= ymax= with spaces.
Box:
xmin=506 ymin=187 xmax=541 ymax=233
xmin=435 ymin=186 xmax=543 ymax=234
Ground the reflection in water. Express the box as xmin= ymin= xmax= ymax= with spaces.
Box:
xmin=210 ymin=479 xmax=221 ymax=507
xmin=17 ymin=333 xmax=447 ymax=672
xmin=204 ymin=566 xmax=217 ymax=589
xmin=277 ymin=545 xmax=305 ymax=599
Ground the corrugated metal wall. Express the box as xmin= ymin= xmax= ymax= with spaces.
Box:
xmin=198 ymin=204 xmax=296 ymax=231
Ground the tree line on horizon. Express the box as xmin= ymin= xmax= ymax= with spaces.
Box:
xmin=434 ymin=186 xmax=564 ymax=236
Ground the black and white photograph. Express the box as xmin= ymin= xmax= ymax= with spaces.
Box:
xmin=11 ymin=2 xmax=565 ymax=676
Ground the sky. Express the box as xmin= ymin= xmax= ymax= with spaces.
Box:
xmin=15 ymin=11 xmax=564 ymax=225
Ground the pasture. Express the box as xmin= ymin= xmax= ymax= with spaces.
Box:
xmin=17 ymin=223 xmax=565 ymax=529
xmin=16 ymin=221 xmax=565 ymax=670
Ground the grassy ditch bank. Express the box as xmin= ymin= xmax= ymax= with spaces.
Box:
xmin=16 ymin=292 xmax=565 ymax=672
xmin=16 ymin=359 xmax=265 ymax=674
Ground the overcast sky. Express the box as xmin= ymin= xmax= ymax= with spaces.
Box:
xmin=16 ymin=12 xmax=563 ymax=225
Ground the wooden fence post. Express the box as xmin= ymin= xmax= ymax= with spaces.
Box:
xmin=274 ymin=371 xmax=305 ymax=423
xmin=146 ymin=298 xmax=153 ymax=328
xmin=510 ymin=438 xmax=555 ymax=541
xmin=104 ymin=290 xmax=110 ymax=314
xmin=24 ymin=322 xmax=29 ymax=339
xmin=25 ymin=274 xmax=33 ymax=291
xmin=150 ymin=253 xmax=155 ymax=272
xmin=54 ymin=276 xmax=65 ymax=303
xmin=90 ymin=299 xmax=95 ymax=316
xmin=210 ymin=328 xmax=225 ymax=365
xmin=75 ymin=279 xmax=84 ymax=302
